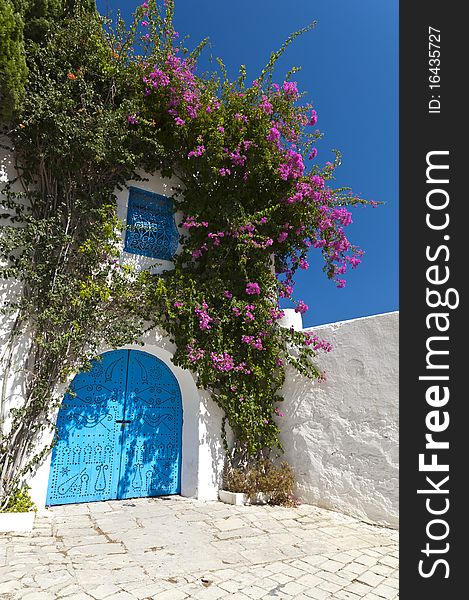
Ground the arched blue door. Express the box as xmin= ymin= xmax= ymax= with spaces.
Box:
xmin=46 ymin=350 xmax=182 ymax=505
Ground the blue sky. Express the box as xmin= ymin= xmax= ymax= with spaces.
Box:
xmin=98 ymin=0 xmax=399 ymax=327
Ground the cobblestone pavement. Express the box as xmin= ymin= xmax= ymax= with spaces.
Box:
xmin=0 ymin=496 xmax=398 ymax=600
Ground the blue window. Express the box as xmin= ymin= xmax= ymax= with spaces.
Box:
xmin=124 ymin=187 xmax=179 ymax=260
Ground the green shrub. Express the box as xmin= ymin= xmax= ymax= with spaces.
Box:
xmin=0 ymin=486 xmax=36 ymax=512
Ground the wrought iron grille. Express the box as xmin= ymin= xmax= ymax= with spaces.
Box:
xmin=124 ymin=187 xmax=179 ymax=260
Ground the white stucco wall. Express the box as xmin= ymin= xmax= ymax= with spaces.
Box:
xmin=0 ymin=139 xmax=17 ymax=188
xmin=281 ymin=311 xmax=399 ymax=528
xmin=1 ymin=143 xmax=28 ymax=428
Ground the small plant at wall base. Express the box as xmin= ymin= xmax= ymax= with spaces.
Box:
xmin=0 ymin=485 xmax=36 ymax=513
xmin=223 ymin=459 xmax=298 ymax=506
xmin=0 ymin=0 xmax=377 ymax=507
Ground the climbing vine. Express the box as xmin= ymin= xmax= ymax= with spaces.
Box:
xmin=0 ymin=0 xmax=375 ymax=506
xmin=0 ymin=3 xmax=161 ymax=506
xmin=132 ymin=0 xmax=370 ymax=459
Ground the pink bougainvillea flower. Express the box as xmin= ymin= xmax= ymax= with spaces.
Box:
xmin=259 ymin=95 xmax=273 ymax=114
xmin=210 ymin=351 xmax=235 ymax=372
xmin=308 ymin=109 xmax=318 ymax=126
xmin=278 ymin=149 xmax=305 ymax=181
xmin=266 ymin=126 xmax=281 ymax=147
xmin=241 ymin=335 xmax=264 ymax=350
xmin=304 ymin=333 xmax=332 ymax=353
xmin=234 ymin=112 xmax=248 ymax=123
xmin=277 ymin=232 xmax=288 ymax=243
xmin=282 ymin=81 xmax=299 ymax=98
xmin=187 ymin=145 xmax=205 ymax=159
xmin=187 ymin=344 xmax=205 ymax=362
xmin=245 ymin=282 xmax=261 ymax=295
xmin=195 ymin=302 xmax=213 ymax=330
xmin=295 ymin=300 xmax=308 ymax=315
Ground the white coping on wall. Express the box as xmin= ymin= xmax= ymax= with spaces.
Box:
xmin=305 ymin=310 xmax=399 ymax=330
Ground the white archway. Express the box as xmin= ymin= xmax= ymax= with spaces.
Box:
xmin=29 ymin=329 xmax=226 ymax=510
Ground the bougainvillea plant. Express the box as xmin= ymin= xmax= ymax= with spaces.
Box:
xmin=0 ymin=0 xmax=376 ymax=505
xmin=129 ymin=0 xmax=371 ymax=460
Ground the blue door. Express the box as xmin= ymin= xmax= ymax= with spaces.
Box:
xmin=46 ymin=350 xmax=183 ymax=505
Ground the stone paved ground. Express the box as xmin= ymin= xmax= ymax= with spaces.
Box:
xmin=0 ymin=497 xmax=398 ymax=600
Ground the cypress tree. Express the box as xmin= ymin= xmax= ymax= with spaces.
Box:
xmin=0 ymin=0 xmax=27 ymax=120
xmin=0 ymin=0 xmax=97 ymax=121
